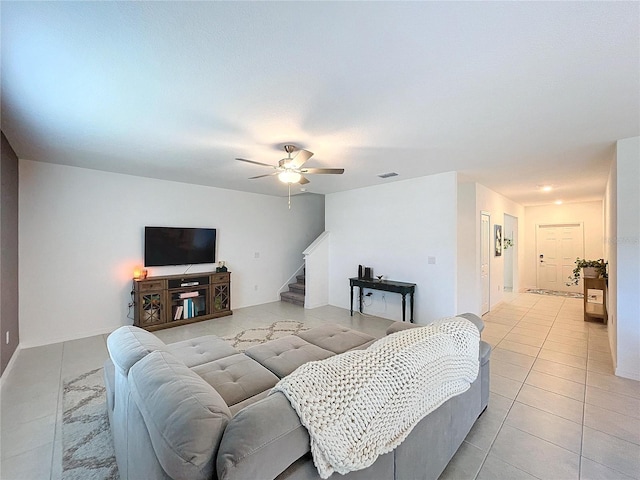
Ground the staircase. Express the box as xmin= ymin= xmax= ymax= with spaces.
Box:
xmin=280 ymin=271 xmax=305 ymax=306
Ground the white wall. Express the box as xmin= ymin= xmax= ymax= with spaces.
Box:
xmin=303 ymin=231 xmax=330 ymax=309
xmin=457 ymin=183 xmax=480 ymax=315
xmin=503 ymin=214 xmax=518 ymax=290
xmin=19 ymin=160 xmax=324 ymax=347
xmin=613 ymin=136 xmax=640 ymax=380
xmin=326 ymin=173 xmax=458 ymax=324
xmin=522 ymin=201 xmax=604 ymax=290
xmin=476 ymin=184 xmax=526 ymax=308
xmin=457 ymin=183 xmax=525 ymax=314
xmin=604 ymin=151 xmax=617 ymax=371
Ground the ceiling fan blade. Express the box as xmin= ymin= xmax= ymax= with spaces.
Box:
xmin=301 ymin=168 xmax=345 ymax=175
xmin=249 ymin=172 xmax=279 ymax=179
xmin=236 ymin=158 xmax=275 ymax=168
xmin=289 ymin=149 xmax=313 ymax=168
xmin=298 ymin=176 xmax=311 ymax=185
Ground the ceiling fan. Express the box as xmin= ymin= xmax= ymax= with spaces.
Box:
xmin=235 ymin=144 xmax=344 ymax=185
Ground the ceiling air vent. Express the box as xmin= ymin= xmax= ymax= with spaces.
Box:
xmin=377 ymin=172 xmax=399 ymax=179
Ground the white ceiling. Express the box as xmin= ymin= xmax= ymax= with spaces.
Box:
xmin=1 ymin=1 xmax=638 ymax=205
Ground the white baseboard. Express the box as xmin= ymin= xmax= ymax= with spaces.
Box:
xmin=18 ymin=325 xmax=123 ymax=349
xmin=615 ymin=366 xmax=640 ymax=381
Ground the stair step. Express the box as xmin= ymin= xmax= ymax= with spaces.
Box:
xmin=280 ymin=291 xmax=305 ymax=306
xmin=288 ymin=282 xmax=305 ymax=294
xmin=296 ymin=274 xmax=305 ymax=285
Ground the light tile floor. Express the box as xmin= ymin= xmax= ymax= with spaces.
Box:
xmin=1 ymin=294 xmax=638 ymax=479
xmin=441 ymin=293 xmax=640 ymax=480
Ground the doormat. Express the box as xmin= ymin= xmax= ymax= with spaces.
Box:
xmin=525 ymin=288 xmax=583 ymax=299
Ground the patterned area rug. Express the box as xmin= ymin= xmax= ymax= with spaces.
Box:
xmin=221 ymin=320 xmax=308 ymax=351
xmin=62 ymin=368 xmax=118 ymax=479
xmin=525 ymin=288 xmax=583 ymax=298
xmin=61 ymin=321 xmax=306 ymax=479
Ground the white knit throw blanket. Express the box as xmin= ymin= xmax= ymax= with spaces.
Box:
xmin=272 ymin=317 xmax=480 ymax=479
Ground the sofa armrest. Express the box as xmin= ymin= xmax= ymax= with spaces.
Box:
xmin=217 ymin=392 xmax=310 ymax=480
xmin=386 ymin=313 xmax=484 ymax=337
xmin=386 ymin=321 xmax=419 ymax=336
xmin=457 ymin=313 xmax=484 ymax=333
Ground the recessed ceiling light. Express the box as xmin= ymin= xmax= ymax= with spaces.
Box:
xmin=378 ymin=172 xmax=399 ymax=179
xmin=537 ymin=184 xmax=553 ymax=192
xmin=555 ymin=200 xmax=563 ymax=205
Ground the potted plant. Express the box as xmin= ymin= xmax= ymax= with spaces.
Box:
xmin=566 ymin=258 xmax=608 ymax=286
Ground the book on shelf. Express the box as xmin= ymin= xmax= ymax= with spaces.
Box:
xmin=183 ymin=298 xmax=196 ymax=319
xmin=179 ymin=291 xmax=200 ymax=299
xmin=174 ymin=305 xmax=184 ymax=320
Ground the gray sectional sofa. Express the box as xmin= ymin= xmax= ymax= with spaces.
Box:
xmin=104 ymin=314 xmax=491 ymax=480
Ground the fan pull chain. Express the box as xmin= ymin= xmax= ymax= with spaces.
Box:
xmin=288 ymin=183 xmax=291 ymax=209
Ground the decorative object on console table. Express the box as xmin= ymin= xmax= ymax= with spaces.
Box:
xmin=216 ymin=261 xmax=228 ymax=273
xmin=364 ymin=266 xmax=373 ymax=280
xmin=133 ymin=271 xmax=232 ymax=331
xmin=494 ymin=224 xmax=502 ymax=256
xmin=566 ymin=257 xmax=608 ymax=286
xmin=132 ymin=267 xmax=148 ymax=280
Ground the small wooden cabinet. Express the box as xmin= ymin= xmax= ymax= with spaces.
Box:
xmin=583 ymin=277 xmax=607 ymax=324
xmin=133 ymin=271 xmax=231 ymax=331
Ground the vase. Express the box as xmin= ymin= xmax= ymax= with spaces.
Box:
xmin=582 ymin=267 xmax=600 ymax=278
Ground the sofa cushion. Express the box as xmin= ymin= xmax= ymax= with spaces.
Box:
xmin=129 ymin=350 xmax=232 ymax=480
xmin=166 ymin=335 xmax=239 ymax=368
xmin=217 ymin=391 xmax=311 ymax=480
xmin=192 ymin=354 xmax=280 ymax=408
xmin=297 ymin=324 xmax=376 ymax=354
xmin=244 ymin=335 xmax=334 ymax=378
xmin=107 ymin=326 xmax=167 ymax=375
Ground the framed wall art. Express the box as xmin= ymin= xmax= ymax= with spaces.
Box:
xmin=495 ymin=224 xmax=502 ymax=257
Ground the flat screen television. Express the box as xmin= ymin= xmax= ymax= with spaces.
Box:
xmin=144 ymin=227 xmax=216 ymax=267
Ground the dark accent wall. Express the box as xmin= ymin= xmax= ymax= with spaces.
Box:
xmin=1 ymin=132 xmax=19 ymax=375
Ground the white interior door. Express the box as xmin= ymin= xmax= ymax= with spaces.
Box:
xmin=481 ymin=213 xmax=490 ymax=314
xmin=536 ymin=223 xmax=584 ymax=292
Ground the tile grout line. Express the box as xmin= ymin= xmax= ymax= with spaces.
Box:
xmin=50 ymin=341 xmax=65 ymax=480
xmin=490 ymin=296 xmax=640 ymax=480
xmin=473 ymin=295 xmax=545 ymax=480
xmin=476 ymin=295 xmax=594 ymax=479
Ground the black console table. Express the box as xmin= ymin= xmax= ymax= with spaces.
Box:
xmin=349 ymin=277 xmax=416 ymax=323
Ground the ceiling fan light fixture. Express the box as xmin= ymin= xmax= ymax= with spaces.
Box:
xmin=278 ymin=170 xmax=302 ymax=184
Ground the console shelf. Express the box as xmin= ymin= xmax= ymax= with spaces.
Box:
xmin=133 ymin=271 xmax=231 ymax=331
xmin=583 ymin=276 xmax=607 ymax=324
